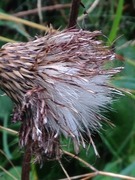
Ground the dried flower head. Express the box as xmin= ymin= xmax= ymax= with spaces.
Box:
xmin=0 ymin=29 xmax=121 ymax=162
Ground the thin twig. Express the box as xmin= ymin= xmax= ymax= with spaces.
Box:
xmin=63 ymin=150 xmax=135 ymax=180
xmin=0 ymin=150 xmax=20 ymax=178
xmin=0 ymin=36 xmax=17 ymax=43
xmin=0 ymin=13 xmax=55 ymax=32
xmin=60 ymin=171 xmax=135 ymax=180
xmin=98 ymin=171 xmax=135 ymax=180
xmin=78 ymin=0 xmax=100 ymax=21
xmin=0 ymin=166 xmax=18 ymax=180
xmin=59 ymin=160 xmax=71 ymax=180
xmin=68 ymin=0 xmax=81 ymax=28
xmin=37 ymin=0 xmax=43 ymax=23
xmin=0 ymin=125 xmax=18 ymax=135
xmin=13 ymin=4 xmax=71 ymax=17
xmin=63 ymin=150 xmax=97 ymax=172
xmin=59 ymin=172 xmax=97 ymax=180
xmin=82 ymin=172 xmax=97 ymax=180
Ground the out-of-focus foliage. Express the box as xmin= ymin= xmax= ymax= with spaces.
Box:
xmin=0 ymin=0 xmax=135 ymax=179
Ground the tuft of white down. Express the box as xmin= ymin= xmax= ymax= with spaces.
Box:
xmin=31 ymin=29 xmax=121 ymax=154
xmin=36 ymin=62 xmax=114 ymax=152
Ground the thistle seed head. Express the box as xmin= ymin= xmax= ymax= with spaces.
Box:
xmin=0 ymin=29 xmax=121 ymax=162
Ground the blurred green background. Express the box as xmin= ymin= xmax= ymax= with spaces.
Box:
xmin=0 ymin=0 xmax=135 ymax=179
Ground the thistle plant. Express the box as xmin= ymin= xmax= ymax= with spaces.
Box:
xmin=0 ymin=28 xmax=121 ymax=162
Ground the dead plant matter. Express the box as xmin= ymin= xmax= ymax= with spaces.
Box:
xmin=0 ymin=28 xmax=121 ymax=162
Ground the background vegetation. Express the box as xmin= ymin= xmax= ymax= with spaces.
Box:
xmin=0 ymin=0 xmax=135 ymax=179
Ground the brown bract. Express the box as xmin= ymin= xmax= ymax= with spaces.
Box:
xmin=0 ymin=29 xmax=121 ymax=162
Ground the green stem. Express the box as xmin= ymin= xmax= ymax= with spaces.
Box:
xmin=108 ymin=0 xmax=124 ymax=44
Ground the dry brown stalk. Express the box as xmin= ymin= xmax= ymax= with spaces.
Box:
xmin=13 ymin=4 xmax=71 ymax=17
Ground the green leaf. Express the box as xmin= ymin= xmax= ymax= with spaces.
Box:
xmin=0 ymin=20 xmax=30 ymax=39
xmin=0 ymin=166 xmax=21 ymax=180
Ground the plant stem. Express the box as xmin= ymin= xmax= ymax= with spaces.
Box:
xmin=21 ymin=140 xmax=31 ymax=180
xmin=68 ymin=0 xmax=81 ymax=28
